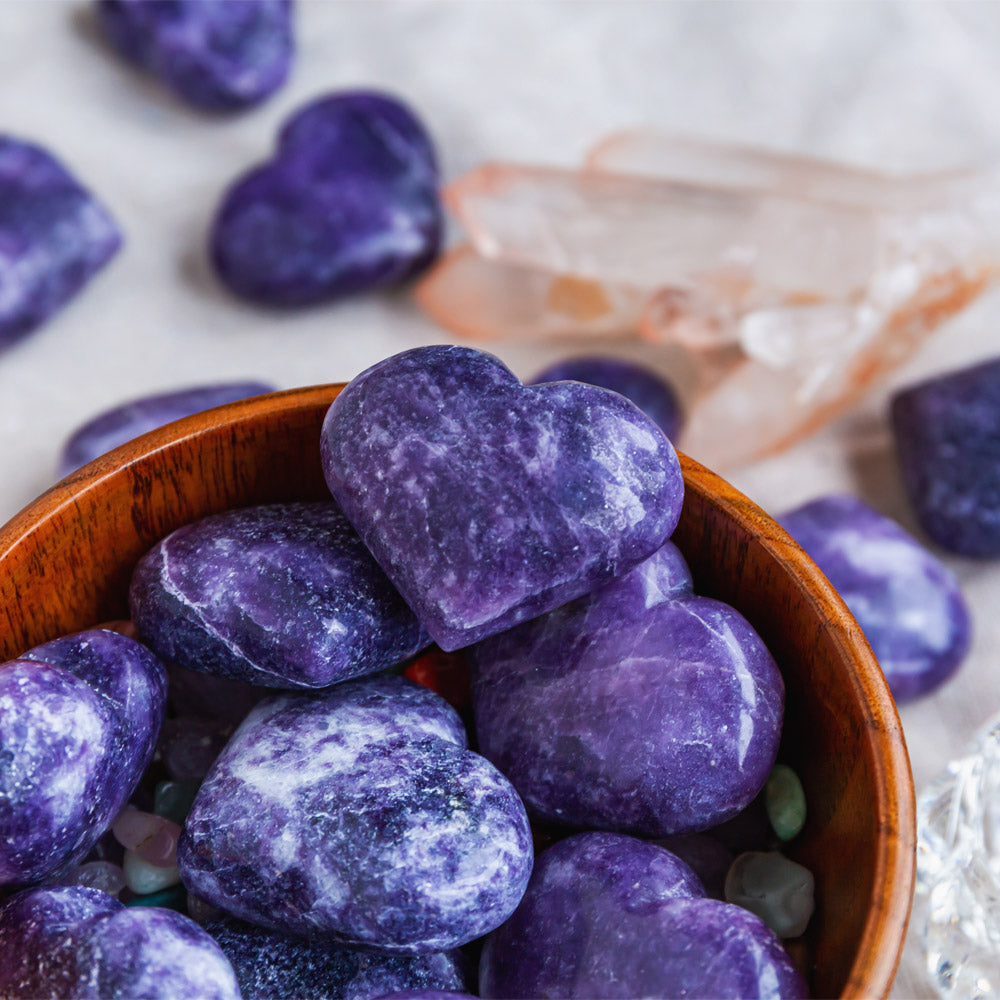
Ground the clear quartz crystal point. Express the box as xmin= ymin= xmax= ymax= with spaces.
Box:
xmin=440 ymin=145 xmax=1000 ymax=468
xmin=917 ymin=714 xmax=1000 ymax=1000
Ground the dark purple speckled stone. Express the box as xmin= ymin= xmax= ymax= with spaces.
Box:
xmin=1 ymin=630 xmax=166 ymax=886
xmin=892 ymin=357 xmax=1000 ymax=557
xmin=480 ymin=834 xmax=805 ymax=1000
xmin=0 ymin=885 xmax=240 ymax=999
xmin=129 ymin=502 xmax=429 ymax=688
xmin=60 ymin=380 xmax=275 ymax=475
xmin=471 ymin=542 xmax=783 ymax=836
xmin=0 ymin=137 xmax=120 ymax=352
xmin=781 ymin=494 xmax=971 ymax=702
xmin=532 ymin=355 xmax=682 ymax=441
xmin=211 ymin=91 xmax=441 ymax=305
xmin=206 ymin=916 xmax=468 ymax=1000
xmin=179 ymin=675 xmax=533 ymax=952
xmin=321 ymin=346 xmax=684 ymax=651
xmin=96 ymin=0 xmax=292 ymax=111
xmin=375 ymin=994 xmax=476 ymax=1000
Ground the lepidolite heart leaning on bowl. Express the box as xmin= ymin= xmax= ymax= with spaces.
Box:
xmin=320 ymin=345 xmax=684 ymax=650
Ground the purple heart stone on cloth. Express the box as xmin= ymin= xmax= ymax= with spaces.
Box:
xmin=321 ymin=345 xmax=684 ymax=650
xmin=780 ymin=494 xmax=971 ymax=702
xmin=0 ymin=137 xmax=121 ymax=352
xmin=470 ymin=541 xmax=784 ymax=836
xmin=211 ymin=91 xmax=441 ymax=305
xmin=96 ymin=0 xmax=293 ymax=111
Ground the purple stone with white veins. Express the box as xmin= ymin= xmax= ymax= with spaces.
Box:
xmin=532 ymin=355 xmax=683 ymax=441
xmin=780 ymin=494 xmax=971 ymax=702
xmin=471 ymin=542 xmax=783 ymax=836
xmin=60 ymin=380 xmax=275 ymax=476
xmin=179 ymin=675 xmax=533 ymax=952
xmin=1 ymin=630 xmax=166 ymax=886
xmin=480 ymin=834 xmax=805 ymax=1000
xmin=321 ymin=346 xmax=684 ymax=650
xmin=130 ymin=502 xmax=429 ymax=688
xmin=0 ymin=137 xmax=120 ymax=351
xmin=96 ymin=0 xmax=293 ymax=111
xmin=0 ymin=885 xmax=240 ymax=999
xmin=891 ymin=357 xmax=1000 ymax=557
xmin=211 ymin=91 xmax=441 ymax=305
xmin=206 ymin=916 xmax=468 ymax=1000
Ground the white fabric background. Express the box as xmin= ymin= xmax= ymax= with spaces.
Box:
xmin=4 ymin=2 xmax=1000 ymax=995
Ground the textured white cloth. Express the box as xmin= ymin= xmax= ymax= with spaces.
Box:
xmin=3 ymin=2 xmax=1000 ymax=995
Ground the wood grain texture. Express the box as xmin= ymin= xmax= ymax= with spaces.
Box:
xmin=0 ymin=385 xmax=914 ymax=998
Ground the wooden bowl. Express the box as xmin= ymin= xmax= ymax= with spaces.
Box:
xmin=0 ymin=384 xmax=914 ymax=998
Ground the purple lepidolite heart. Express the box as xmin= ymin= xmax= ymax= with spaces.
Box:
xmin=780 ymin=494 xmax=971 ymax=702
xmin=470 ymin=540 xmax=784 ymax=836
xmin=321 ymin=345 xmax=684 ymax=650
xmin=178 ymin=676 xmax=533 ymax=952
xmin=211 ymin=91 xmax=441 ymax=305
xmin=0 ymin=137 xmax=121 ymax=352
xmin=206 ymin=917 xmax=468 ymax=1000
xmin=891 ymin=357 xmax=1000 ymax=557
xmin=0 ymin=886 xmax=240 ymax=999
xmin=60 ymin=380 xmax=275 ymax=475
xmin=129 ymin=502 xmax=429 ymax=689
xmin=1 ymin=630 xmax=166 ymax=886
xmin=479 ymin=833 xmax=806 ymax=1000
xmin=96 ymin=0 xmax=293 ymax=111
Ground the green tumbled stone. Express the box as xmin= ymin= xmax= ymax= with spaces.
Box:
xmin=124 ymin=884 xmax=188 ymax=912
xmin=123 ymin=850 xmax=180 ymax=895
xmin=765 ymin=764 xmax=806 ymax=841
xmin=154 ymin=779 xmax=201 ymax=824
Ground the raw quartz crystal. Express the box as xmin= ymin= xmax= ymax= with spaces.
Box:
xmin=421 ymin=132 xmax=1000 ymax=469
xmin=916 ymin=713 xmax=1000 ymax=1000
xmin=0 ymin=137 xmax=121 ymax=352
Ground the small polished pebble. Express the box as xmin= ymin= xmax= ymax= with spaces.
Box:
xmin=0 ymin=885 xmax=240 ymax=999
xmin=96 ymin=0 xmax=293 ymax=110
xmin=725 ymin=851 xmax=815 ymax=939
xmin=211 ymin=91 xmax=441 ymax=305
xmin=480 ymin=832 xmax=807 ymax=999
xmin=154 ymin=780 xmax=202 ymax=825
xmin=206 ymin=916 xmax=469 ymax=1000
xmin=59 ymin=861 xmax=126 ymax=899
xmin=123 ymin=850 xmax=180 ymax=895
xmin=780 ymin=494 xmax=971 ymax=702
xmin=179 ymin=675 xmax=533 ymax=952
xmin=2 ymin=631 xmax=166 ymax=886
xmin=472 ymin=541 xmax=783 ymax=836
xmin=533 ymin=355 xmax=683 ymax=441
xmin=322 ymin=345 xmax=684 ymax=650
xmin=114 ymin=811 xmax=181 ymax=867
xmin=0 ymin=137 xmax=121 ymax=352
xmin=125 ymin=884 xmax=187 ymax=912
xmin=130 ymin=502 xmax=429 ymax=688
xmin=59 ymin=380 xmax=275 ymax=475
xmin=765 ymin=765 xmax=807 ymax=841
xmin=892 ymin=357 xmax=1000 ymax=557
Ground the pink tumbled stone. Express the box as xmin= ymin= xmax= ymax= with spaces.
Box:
xmin=111 ymin=809 xmax=181 ymax=868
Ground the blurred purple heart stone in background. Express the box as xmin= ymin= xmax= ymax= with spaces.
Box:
xmin=211 ymin=91 xmax=442 ymax=306
xmin=532 ymin=355 xmax=683 ymax=441
xmin=781 ymin=494 xmax=971 ymax=702
xmin=95 ymin=0 xmax=293 ymax=111
xmin=0 ymin=137 xmax=121 ymax=353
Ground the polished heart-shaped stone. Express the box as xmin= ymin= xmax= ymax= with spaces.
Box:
xmin=211 ymin=91 xmax=441 ymax=305
xmin=96 ymin=0 xmax=293 ymax=111
xmin=0 ymin=137 xmax=120 ymax=352
xmin=321 ymin=346 xmax=684 ymax=650
xmin=179 ymin=676 xmax=533 ymax=953
xmin=0 ymin=886 xmax=239 ymax=999
xmin=471 ymin=540 xmax=784 ymax=836
xmin=129 ymin=502 xmax=429 ymax=689
xmin=1 ymin=630 xmax=166 ymax=886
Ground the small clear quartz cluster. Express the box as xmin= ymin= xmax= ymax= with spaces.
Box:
xmin=917 ymin=715 xmax=1000 ymax=999
xmin=417 ymin=133 xmax=1000 ymax=468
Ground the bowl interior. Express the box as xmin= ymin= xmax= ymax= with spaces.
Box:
xmin=0 ymin=384 xmax=914 ymax=998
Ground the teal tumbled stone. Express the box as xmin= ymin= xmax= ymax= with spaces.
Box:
xmin=764 ymin=764 xmax=806 ymax=841
xmin=154 ymin=780 xmax=201 ymax=825
xmin=125 ymin=884 xmax=187 ymax=912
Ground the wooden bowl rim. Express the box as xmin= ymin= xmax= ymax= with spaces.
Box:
xmin=0 ymin=383 xmax=915 ymax=997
